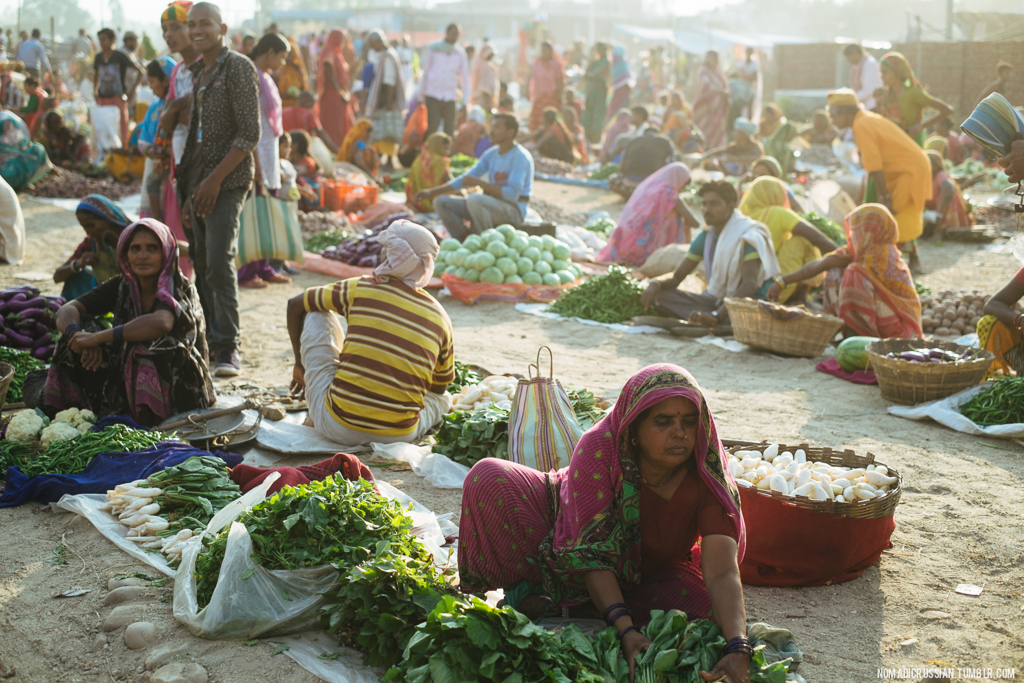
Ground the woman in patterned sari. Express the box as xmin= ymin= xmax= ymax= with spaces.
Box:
xmin=459 ymin=364 xmax=751 ymax=683
xmin=44 ymin=218 xmax=215 ymax=426
xmin=691 ymin=51 xmax=730 ymax=149
xmin=875 ymin=52 xmax=952 ymax=147
xmin=581 ymin=43 xmax=611 ymax=144
xmin=978 ymin=267 xmax=1024 ymax=378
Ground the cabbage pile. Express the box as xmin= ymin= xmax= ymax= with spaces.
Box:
xmin=435 ymin=225 xmax=582 ymax=286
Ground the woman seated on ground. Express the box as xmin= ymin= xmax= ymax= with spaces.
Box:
xmin=978 ymin=269 xmax=1024 ymax=377
xmin=286 ymin=221 xmax=454 ymax=447
xmin=563 ymin=107 xmax=588 ymax=165
xmin=923 ymin=149 xmax=971 ymax=238
xmin=521 ymin=107 xmax=577 ymax=165
xmin=598 ymin=162 xmax=698 ymax=266
xmin=599 ymin=109 xmax=631 ymax=165
xmin=758 ymin=103 xmax=798 ymax=174
xmin=459 ymin=364 xmax=750 ymax=683
xmin=739 ymin=176 xmax=838 ymax=305
xmin=452 ymin=106 xmax=488 ymax=158
xmin=54 ymin=194 xmax=132 ymax=300
xmin=703 ymin=118 xmax=762 ymax=176
xmin=44 ymin=219 xmax=215 ymax=426
xmin=405 ymin=132 xmax=452 ymax=213
xmin=35 ymin=111 xmax=90 ymax=171
xmin=0 ymin=109 xmax=49 ymax=190
xmin=799 ymin=110 xmax=838 ymax=147
xmin=337 ymin=118 xmax=379 ymax=182
xmin=288 ymin=130 xmax=323 ymax=212
xmin=738 ymin=156 xmax=805 ymax=213
xmin=661 ymin=91 xmax=702 ymax=154
xmin=766 ymin=204 xmax=922 ymax=339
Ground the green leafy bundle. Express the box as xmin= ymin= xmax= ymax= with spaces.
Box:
xmin=0 ymin=438 xmax=33 ymax=472
xmin=548 ymin=266 xmax=649 ymax=324
xmin=801 ymin=212 xmax=846 ymax=247
xmin=450 ymin=358 xmax=483 ymax=394
xmin=960 ymin=377 xmax=1024 ymax=426
xmin=588 ymin=163 xmax=619 ymax=180
xmin=0 ymin=346 xmax=45 ymax=403
xmin=320 ymin=548 xmax=454 ymax=669
xmin=19 ymin=424 xmax=175 ymax=477
xmin=450 ymin=154 xmax=476 ymax=175
xmin=383 ymin=595 xmax=605 ymax=683
xmin=433 ymin=406 xmax=511 ymax=467
xmin=590 ymin=610 xmax=791 ymax=683
xmin=305 ymin=229 xmax=351 ymax=253
xmin=147 ymin=456 xmax=241 ymax=534
xmin=567 ymin=388 xmax=607 ymax=430
xmin=194 ymin=476 xmax=431 ymax=608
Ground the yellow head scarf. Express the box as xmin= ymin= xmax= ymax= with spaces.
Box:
xmin=738 ymin=176 xmax=801 ymax=246
xmin=337 ymin=118 xmax=374 ymax=163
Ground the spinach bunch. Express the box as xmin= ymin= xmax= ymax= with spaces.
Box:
xmin=591 ymin=610 xmax=791 ymax=683
xmin=383 ymin=595 xmax=605 ymax=683
xmin=433 ymin=406 xmax=511 ymax=467
xmin=147 ymin=456 xmax=241 ymax=533
xmin=450 ymin=358 xmax=483 ymax=394
xmin=320 ymin=548 xmax=454 ymax=669
xmin=194 ymin=477 xmax=431 ymax=608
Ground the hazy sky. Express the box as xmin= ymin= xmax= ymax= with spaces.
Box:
xmin=0 ymin=0 xmax=260 ymax=33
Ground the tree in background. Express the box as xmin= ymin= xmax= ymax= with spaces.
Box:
xmin=2 ymin=0 xmax=94 ymax=40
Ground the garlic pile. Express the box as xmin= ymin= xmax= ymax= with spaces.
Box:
xmin=99 ymin=481 xmax=193 ymax=564
xmin=450 ymin=375 xmax=518 ymax=412
xmin=726 ymin=443 xmax=897 ymax=503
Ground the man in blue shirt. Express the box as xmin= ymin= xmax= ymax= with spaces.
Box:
xmin=16 ymin=29 xmax=50 ymax=81
xmin=415 ymin=113 xmax=534 ymax=240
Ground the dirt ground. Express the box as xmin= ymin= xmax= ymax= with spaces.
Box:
xmin=1 ymin=185 xmax=1023 ymax=683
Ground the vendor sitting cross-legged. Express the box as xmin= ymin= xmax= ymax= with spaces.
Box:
xmin=640 ymin=180 xmax=780 ymax=327
xmin=287 ymin=220 xmax=454 ymax=446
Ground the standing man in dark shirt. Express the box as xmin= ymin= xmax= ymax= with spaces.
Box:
xmin=179 ymin=2 xmax=260 ymax=377
xmin=93 ymin=28 xmax=142 ymax=151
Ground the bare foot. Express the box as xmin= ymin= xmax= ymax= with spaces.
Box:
xmin=240 ymin=278 xmax=269 ymax=289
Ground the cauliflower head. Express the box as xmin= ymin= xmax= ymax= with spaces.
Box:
xmin=7 ymin=410 xmax=45 ymax=442
xmin=40 ymin=422 xmax=81 ymax=449
xmin=76 ymin=422 xmax=92 ymax=434
xmin=73 ymin=409 xmax=97 ymax=427
xmin=54 ymin=407 xmax=80 ymax=424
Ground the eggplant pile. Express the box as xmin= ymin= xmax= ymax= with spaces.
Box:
xmin=319 ymin=225 xmax=386 ymax=268
xmin=0 ymin=286 xmax=64 ymax=360
xmin=884 ymin=347 xmax=978 ymax=364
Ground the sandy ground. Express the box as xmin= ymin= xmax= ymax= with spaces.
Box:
xmin=1 ymin=185 xmax=1023 ymax=682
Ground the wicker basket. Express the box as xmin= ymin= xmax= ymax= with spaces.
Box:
xmin=724 ymin=297 xmax=843 ymax=357
xmin=727 ymin=442 xmax=902 ymax=520
xmin=0 ymin=362 xmax=13 ymax=408
xmin=866 ymin=339 xmax=993 ymax=405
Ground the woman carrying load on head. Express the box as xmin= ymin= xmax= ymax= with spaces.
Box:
xmin=766 ymin=204 xmax=922 ymax=339
xmin=45 ymin=218 xmax=215 ymax=426
xmin=459 ymin=364 xmax=751 ymax=683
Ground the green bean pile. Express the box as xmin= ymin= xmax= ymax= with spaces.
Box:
xmin=960 ymin=377 xmax=1024 ymax=426
xmin=0 ymin=347 xmax=45 ymax=404
xmin=19 ymin=424 xmax=176 ymax=477
xmin=548 ymin=265 xmax=650 ymax=324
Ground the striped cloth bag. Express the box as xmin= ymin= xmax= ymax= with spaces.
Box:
xmin=960 ymin=92 xmax=1024 ymax=159
xmin=235 ymin=194 xmax=306 ymax=268
xmin=508 ymin=347 xmax=584 ymax=472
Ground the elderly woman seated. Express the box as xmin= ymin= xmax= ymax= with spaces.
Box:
xmin=703 ymin=118 xmax=762 ymax=176
xmin=44 ymin=219 xmax=215 ymax=426
xmin=458 ymin=364 xmax=752 ymax=683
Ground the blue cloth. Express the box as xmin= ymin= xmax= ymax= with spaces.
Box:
xmin=60 ymin=268 xmax=99 ymax=300
xmin=137 ymin=97 xmax=165 ymax=147
xmin=447 ymin=143 xmax=535 ymax=217
xmin=0 ymin=440 xmax=242 ymax=508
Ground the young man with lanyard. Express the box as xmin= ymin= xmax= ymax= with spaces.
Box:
xmin=414 ymin=113 xmax=534 ymax=240
xmin=179 ymin=2 xmax=260 ymax=377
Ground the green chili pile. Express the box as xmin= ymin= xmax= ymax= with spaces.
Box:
xmin=0 ymin=347 xmax=45 ymax=404
xmin=548 ymin=265 xmax=650 ymax=324
xmin=19 ymin=424 xmax=175 ymax=477
xmin=959 ymin=377 xmax=1024 ymax=426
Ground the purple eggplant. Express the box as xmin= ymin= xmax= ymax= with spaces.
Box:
xmin=32 ymin=344 xmax=54 ymax=359
xmin=32 ymin=334 xmax=52 ymax=349
xmin=17 ymin=309 xmax=53 ymax=322
xmin=927 ymin=349 xmax=946 ymax=360
xmin=4 ymin=328 xmax=33 ymax=347
xmin=5 ymin=297 xmax=47 ymax=313
xmin=900 ymin=351 xmax=928 ymax=362
xmin=0 ymin=286 xmax=39 ymax=300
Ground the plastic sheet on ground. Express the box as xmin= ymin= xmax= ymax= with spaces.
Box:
xmin=369 ymin=442 xmax=469 ymax=489
xmin=53 ymin=493 xmax=176 ymax=577
xmin=269 ymin=632 xmax=381 ymax=683
xmin=514 ymin=303 xmax=667 ymax=334
xmin=887 ymin=382 xmax=1024 ymax=438
xmin=256 ymin=419 xmax=369 ymax=456
xmin=694 ymin=335 xmax=748 ymax=353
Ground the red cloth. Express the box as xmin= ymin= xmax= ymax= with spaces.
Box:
xmin=229 ymin=453 xmax=374 ymax=496
xmin=283 ymin=106 xmax=320 ymax=134
xmin=738 ymin=487 xmax=895 ymax=586
xmin=815 ymin=358 xmax=878 ymax=385
xmin=639 ymin=470 xmax=737 ymax=574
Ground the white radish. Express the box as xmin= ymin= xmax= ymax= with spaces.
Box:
xmin=785 ymin=460 xmax=799 ymax=475
xmin=853 ymin=484 xmax=877 ymax=500
xmin=874 ymin=466 xmax=889 ymax=477
xmin=830 ymin=483 xmax=843 ymax=496
xmin=144 ymin=520 xmax=170 ymax=533
xmin=832 ymin=478 xmax=851 ymax=490
xmin=755 ymin=466 xmax=768 ymax=479
xmin=763 ymin=444 xmax=779 ymax=459
xmin=756 ymin=478 xmax=771 ymax=490
xmin=777 ymin=469 xmax=795 ymax=481
xmin=462 ymin=387 xmax=483 ymax=405
xmin=867 ymin=464 xmax=876 ymax=471
xmin=794 ymin=449 xmax=807 ymax=464
xmin=845 ymin=469 xmax=865 ymax=480
xmin=740 ymin=471 xmax=758 ymax=483
xmin=736 ymin=479 xmax=754 ymax=488
xmin=791 ymin=483 xmax=815 ymax=497
xmin=740 ymin=456 xmax=760 ymax=470
xmin=835 ymin=495 xmax=846 ymax=503
xmin=843 ymin=486 xmax=855 ymax=501
xmin=809 ymin=483 xmax=829 ymax=500
xmin=141 ymin=538 xmax=165 ymax=549
xmin=768 ymin=474 xmax=789 ymax=495
xmin=124 ymin=514 xmax=155 ymax=528
xmin=863 ymin=471 xmax=898 ymax=487
xmin=796 ymin=469 xmax=811 ymax=488
xmin=729 ymin=461 xmax=744 ymax=478
xmin=780 ymin=451 xmax=793 ymax=460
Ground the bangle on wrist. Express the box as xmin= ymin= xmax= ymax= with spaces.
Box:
xmin=774 ymin=275 xmax=786 ymax=289
xmin=64 ymin=323 xmax=82 ymax=340
xmin=606 ymin=608 xmax=632 ymax=626
xmin=111 ymin=325 xmax=124 ymax=346
xmin=601 ymin=602 xmax=627 ymax=622
xmin=71 ymin=258 xmax=82 ymax=273
xmin=618 ymin=625 xmax=638 ymax=641
xmin=723 ymin=635 xmax=753 ymax=658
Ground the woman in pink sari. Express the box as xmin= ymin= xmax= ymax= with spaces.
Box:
xmin=597 ymin=163 xmax=698 ymax=266
xmin=317 ymin=29 xmax=355 ymax=152
xmin=528 ymin=41 xmax=565 ymax=133
xmin=692 ymin=51 xmax=730 ymax=149
xmin=458 ymin=364 xmax=751 ymax=683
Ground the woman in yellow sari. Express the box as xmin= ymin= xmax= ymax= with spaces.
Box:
xmin=978 ymin=268 xmax=1024 ymax=378
xmin=406 ymin=132 xmax=452 ymax=212
xmin=738 ymin=176 xmax=838 ymax=303
xmin=337 ymin=118 xmax=379 ymax=181
xmin=278 ymin=37 xmax=308 ymax=108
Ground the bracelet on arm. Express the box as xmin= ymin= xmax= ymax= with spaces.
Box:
xmin=63 ymin=323 xmax=82 ymax=340
xmin=723 ymin=635 xmax=753 ymax=657
xmin=111 ymin=325 xmax=124 ymax=346
xmin=618 ymin=625 xmax=639 ymax=641
xmin=606 ymin=608 xmax=632 ymax=626
xmin=1014 ymin=313 xmax=1024 ymax=329
xmin=774 ymin=275 xmax=787 ymax=290
xmin=601 ymin=602 xmax=627 ymax=622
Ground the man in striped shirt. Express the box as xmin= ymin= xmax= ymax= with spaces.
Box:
xmin=287 ymin=221 xmax=454 ymax=445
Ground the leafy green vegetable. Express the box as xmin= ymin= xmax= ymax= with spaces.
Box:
xmin=304 ymin=229 xmax=351 ymax=253
xmin=193 ymin=477 xmax=432 ymax=609
xmin=19 ymin=424 xmax=176 ymax=477
xmin=0 ymin=346 xmax=45 ymax=404
xmin=0 ymin=438 xmax=33 ymax=472
xmin=802 ymin=212 xmax=846 ymax=247
xmin=450 ymin=358 xmax=483 ymax=394
xmin=450 ymin=154 xmax=476 ymax=175
xmin=271 ymin=644 xmax=289 ymax=656
xmin=243 ymin=639 xmax=259 ymax=646
xmin=548 ymin=265 xmax=650 ymax=324
xmin=433 ymin=406 xmax=511 ymax=467
xmin=589 ymin=163 xmax=619 ymax=180
xmin=146 ymin=456 xmax=241 ymax=537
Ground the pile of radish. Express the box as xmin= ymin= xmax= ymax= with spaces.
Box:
xmin=726 ymin=443 xmax=898 ymax=503
xmin=450 ymin=375 xmax=518 ymax=412
xmin=99 ymin=481 xmax=193 ymax=564
xmin=0 ymin=285 xmax=64 ymax=360
xmin=920 ymin=291 xmax=996 ymax=336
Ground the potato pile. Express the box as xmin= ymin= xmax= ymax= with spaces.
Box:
xmin=299 ymin=210 xmax=350 ymax=237
xmin=921 ymin=291 xmax=993 ymax=336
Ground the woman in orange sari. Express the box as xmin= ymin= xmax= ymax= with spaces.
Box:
xmin=338 ymin=118 xmax=379 ymax=181
xmin=278 ymin=37 xmax=308 ymax=108
xmin=317 ymin=29 xmax=355 ymax=153
xmin=405 ymin=132 xmax=452 ymax=212
xmin=661 ymin=91 xmax=699 ymax=153
xmin=528 ymin=42 xmax=565 ymax=133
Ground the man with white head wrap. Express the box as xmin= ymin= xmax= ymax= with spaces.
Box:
xmin=286 ymin=220 xmax=454 ymax=446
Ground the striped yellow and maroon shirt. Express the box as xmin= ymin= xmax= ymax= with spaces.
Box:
xmin=303 ymin=277 xmax=455 ymax=436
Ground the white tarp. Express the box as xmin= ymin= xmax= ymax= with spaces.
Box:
xmin=887 ymin=382 xmax=1024 ymax=439
xmin=514 ymin=303 xmax=667 ymax=334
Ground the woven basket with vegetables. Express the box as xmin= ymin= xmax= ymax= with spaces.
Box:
xmin=725 ymin=297 xmax=843 ymax=357
xmin=725 ymin=442 xmax=902 ymax=520
xmin=866 ymin=339 xmax=993 ymax=405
